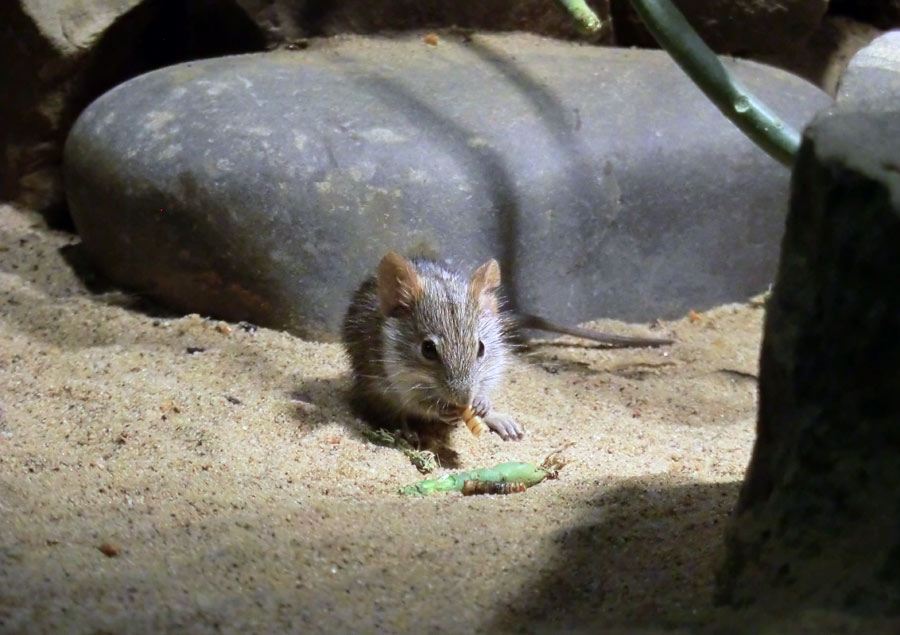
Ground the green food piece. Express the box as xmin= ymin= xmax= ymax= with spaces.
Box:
xmin=361 ymin=427 xmax=438 ymax=473
xmin=399 ymin=461 xmax=558 ymax=497
xmin=407 ymin=452 xmax=438 ymax=474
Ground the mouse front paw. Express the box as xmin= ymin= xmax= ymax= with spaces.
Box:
xmin=470 ymin=395 xmax=491 ymax=419
xmin=483 ymin=411 xmax=525 ymax=441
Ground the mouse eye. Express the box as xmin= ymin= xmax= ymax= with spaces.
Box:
xmin=421 ymin=339 xmax=440 ymax=361
xmin=477 ymin=340 xmax=485 ymax=358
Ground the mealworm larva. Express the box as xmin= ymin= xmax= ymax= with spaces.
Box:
xmin=461 ymin=406 xmax=488 ymax=437
xmin=461 ymin=480 xmax=528 ymax=496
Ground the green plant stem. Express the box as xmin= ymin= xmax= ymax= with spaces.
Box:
xmin=557 ymin=0 xmax=603 ymax=33
xmin=628 ymin=0 xmax=800 ymax=166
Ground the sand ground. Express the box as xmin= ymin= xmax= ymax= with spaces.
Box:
xmin=0 ymin=201 xmax=776 ymax=632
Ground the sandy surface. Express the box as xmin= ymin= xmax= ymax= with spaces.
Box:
xmin=0 ymin=202 xmax=767 ymax=633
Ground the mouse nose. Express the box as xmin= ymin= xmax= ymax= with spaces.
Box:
xmin=444 ymin=379 xmax=473 ymax=408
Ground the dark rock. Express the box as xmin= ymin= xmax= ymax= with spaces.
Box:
xmin=753 ymin=16 xmax=882 ymax=95
xmin=65 ymin=33 xmax=831 ymax=340
xmin=837 ymin=31 xmax=900 ymax=109
xmin=611 ymin=0 xmax=828 ymax=56
xmin=237 ymin=0 xmax=613 ymax=44
xmin=832 ymin=1 xmax=900 ymax=30
xmin=717 ymin=109 xmax=900 ymax=613
xmin=0 ymin=0 xmax=266 ymax=223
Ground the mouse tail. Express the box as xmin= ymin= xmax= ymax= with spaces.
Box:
xmin=515 ymin=313 xmax=673 ymax=348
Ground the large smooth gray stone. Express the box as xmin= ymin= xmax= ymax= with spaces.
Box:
xmin=64 ymin=33 xmax=832 ymax=340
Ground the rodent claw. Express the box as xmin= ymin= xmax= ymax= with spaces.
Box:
xmin=483 ymin=412 xmax=524 ymax=441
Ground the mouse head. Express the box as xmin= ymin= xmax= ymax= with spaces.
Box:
xmin=376 ymin=251 xmax=509 ymax=414
xmin=376 ymin=251 xmax=500 ymax=316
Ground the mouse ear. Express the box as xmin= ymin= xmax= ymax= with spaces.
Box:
xmin=470 ymin=259 xmax=501 ymax=314
xmin=377 ymin=251 xmax=423 ymax=317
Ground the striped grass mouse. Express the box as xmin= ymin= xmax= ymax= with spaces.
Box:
xmin=342 ymin=251 xmax=671 ymax=441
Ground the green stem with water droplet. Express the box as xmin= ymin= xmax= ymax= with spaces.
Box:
xmin=627 ymin=0 xmax=800 ymax=166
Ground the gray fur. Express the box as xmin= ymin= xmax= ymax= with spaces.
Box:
xmin=342 ymin=255 xmax=515 ymax=435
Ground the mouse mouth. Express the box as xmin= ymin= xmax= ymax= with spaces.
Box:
xmin=438 ymin=403 xmax=466 ymax=423
xmin=399 ymin=390 xmax=463 ymax=421
xmin=419 ymin=395 xmax=466 ymax=420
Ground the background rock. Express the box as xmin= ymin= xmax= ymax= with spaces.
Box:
xmin=837 ymin=30 xmax=900 ymax=109
xmin=2 ymin=0 xmax=615 ymax=224
xmin=719 ymin=30 xmax=900 ymax=615
xmin=755 ymin=16 xmax=883 ymax=95
xmin=719 ymin=29 xmax=900 ymax=612
xmin=717 ymin=106 xmax=900 ymax=616
xmin=3 ymin=0 xmax=889 ymax=224
xmin=0 ymin=0 xmax=265 ymax=223
xmin=832 ymin=0 xmax=900 ymax=30
xmin=611 ymin=0 xmax=829 ymax=55
xmin=65 ymin=33 xmax=831 ymax=340
xmin=235 ymin=0 xmax=612 ymax=45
